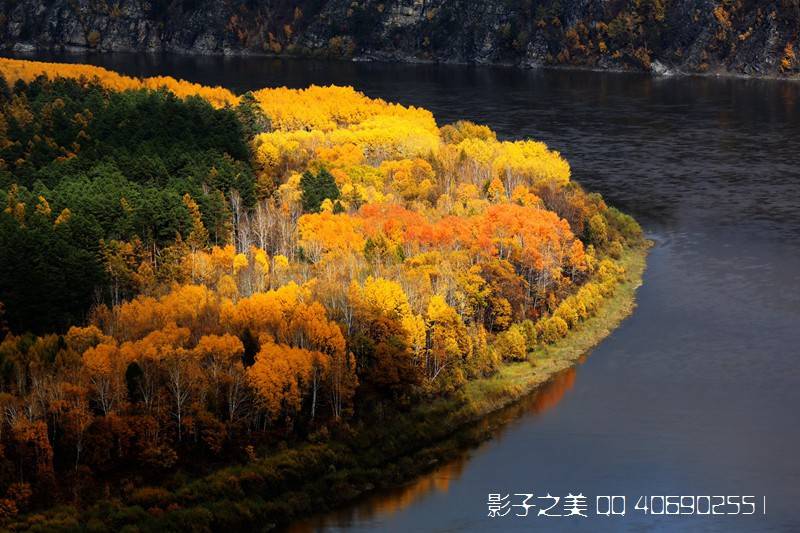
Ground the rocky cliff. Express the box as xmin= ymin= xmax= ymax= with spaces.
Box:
xmin=2 ymin=0 xmax=799 ymax=77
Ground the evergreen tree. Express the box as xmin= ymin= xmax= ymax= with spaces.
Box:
xmin=300 ymin=168 xmax=340 ymax=213
xmin=235 ymin=92 xmax=271 ymax=140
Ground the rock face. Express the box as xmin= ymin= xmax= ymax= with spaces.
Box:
xmin=1 ymin=0 xmax=799 ymax=77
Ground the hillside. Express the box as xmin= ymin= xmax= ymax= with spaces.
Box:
xmin=1 ymin=1 xmax=799 ymax=77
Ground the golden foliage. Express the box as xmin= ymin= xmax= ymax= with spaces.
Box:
xmin=252 ymin=85 xmax=436 ymax=133
xmin=297 ymin=212 xmax=365 ymax=262
xmin=0 ymin=58 xmax=238 ymax=108
xmin=247 ymin=342 xmax=317 ymax=417
xmin=1 ymin=59 xmax=636 ymax=447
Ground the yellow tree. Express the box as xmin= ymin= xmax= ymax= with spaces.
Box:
xmin=297 ymin=212 xmax=364 ymax=263
xmin=183 ymin=193 xmax=209 ymax=252
xmin=193 ymin=334 xmax=246 ymax=422
xmin=286 ymin=301 xmax=353 ymax=419
xmin=247 ymin=342 xmax=315 ymax=422
xmin=81 ymin=342 xmax=123 ymax=415
xmin=119 ymin=323 xmax=191 ymax=413
xmin=487 ymin=177 xmax=506 ymax=202
xmin=426 ymin=295 xmax=472 ymax=390
xmin=351 ymin=277 xmax=412 ymax=321
xmin=380 ymin=158 xmax=436 ymax=202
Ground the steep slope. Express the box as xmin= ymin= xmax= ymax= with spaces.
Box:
xmin=1 ymin=1 xmax=798 ymax=76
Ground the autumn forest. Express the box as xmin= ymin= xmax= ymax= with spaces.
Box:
xmin=0 ymin=58 xmax=643 ymax=530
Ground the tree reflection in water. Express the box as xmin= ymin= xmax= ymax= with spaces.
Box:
xmin=288 ymin=359 xmax=582 ymax=532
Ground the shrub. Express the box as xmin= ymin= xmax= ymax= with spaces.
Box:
xmin=554 ymin=299 xmax=580 ymax=329
xmin=609 ymin=240 xmax=624 ymax=259
xmin=519 ymin=319 xmax=537 ymax=350
xmin=577 ymin=283 xmax=602 ymax=315
xmin=493 ymin=324 xmax=527 ymax=361
xmin=128 ymin=487 xmax=174 ymax=509
xmin=605 ymin=206 xmax=643 ymax=244
xmin=537 ymin=316 xmax=569 ymax=344
xmin=467 ymin=325 xmax=500 ymax=377
xmin=586 ymin=213 xmax=608 ymax=247
xmin=597 ymin=258 xmax=625 ymax=285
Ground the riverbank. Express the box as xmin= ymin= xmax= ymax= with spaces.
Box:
xmin=4 ymin=49 xmax=799 ymax=84
xmin=460 ymin=241 xmax=650 ymax=417
xmin=3 ymin=0 xmax=798 ymax=81
xmin=7 ymin=244 xmax=649 ymax=531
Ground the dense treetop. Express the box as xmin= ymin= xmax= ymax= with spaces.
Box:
xmin=0 ymin=58 xmax=239 ymax=108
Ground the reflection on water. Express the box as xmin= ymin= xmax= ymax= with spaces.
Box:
xmin=288 ymin=455 xmax=468 ymax=531
xmin=288 ymin=366 xmax=579 ymax=532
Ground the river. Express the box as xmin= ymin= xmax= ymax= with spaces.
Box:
xmin=7 ymin=53 xmax=800 ymax=532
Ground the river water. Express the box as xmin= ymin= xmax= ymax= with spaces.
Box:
xmin=8 ymin=53 xmax=800 ymax=532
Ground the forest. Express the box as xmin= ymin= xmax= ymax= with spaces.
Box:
xmin=0 ymin=58 xmax=642 ymax=528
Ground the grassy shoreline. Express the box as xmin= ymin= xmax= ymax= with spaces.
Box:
xmin=9 ymin=244 xmax=650 ymax=532
xmin=462 ymin=241 xmax=650 ymax=417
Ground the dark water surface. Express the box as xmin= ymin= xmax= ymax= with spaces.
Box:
xmin=10 ymin=53 xmax=800 ymax=532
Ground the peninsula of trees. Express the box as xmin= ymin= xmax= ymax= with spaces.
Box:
xmin=0 ymin=58 xmax=643 ymax=528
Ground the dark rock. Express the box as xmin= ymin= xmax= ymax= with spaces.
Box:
xmin=1 ymin=0 xmax=798 ymax=78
